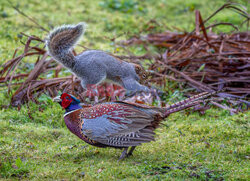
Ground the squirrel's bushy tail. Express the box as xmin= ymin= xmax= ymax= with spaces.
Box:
xmin=46 ymin=22 xmax=86 ymax=69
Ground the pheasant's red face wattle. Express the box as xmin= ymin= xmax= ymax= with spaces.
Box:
xmin=61 ymin=93 xmax=73 ymax=109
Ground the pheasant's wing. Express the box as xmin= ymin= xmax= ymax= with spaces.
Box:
xmin=115 ymin=101 xmax=164 ymax=114
xmin=80 ymin=102 xmax=159 ymax=147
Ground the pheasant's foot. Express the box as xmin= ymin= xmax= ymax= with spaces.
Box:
xmin=118 ymin=148 xmax=128 ymax=161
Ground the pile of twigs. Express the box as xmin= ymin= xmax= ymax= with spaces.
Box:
xmin=0 ymin=3 xmax=249 ymax=112
xmin=120 ymin=4 xmax=249 ymax=104
xmin=122 ymin=28 xmax=249 ymax=95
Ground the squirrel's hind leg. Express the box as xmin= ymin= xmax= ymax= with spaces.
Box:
xmin=121 ymin=77 xmax=150 ymax=93
xmin=80 ymin=80 xmax=87 ymax=90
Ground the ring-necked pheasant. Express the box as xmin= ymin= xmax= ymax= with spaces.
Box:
xmin=53 ymin=92 xmax=215 ymax=160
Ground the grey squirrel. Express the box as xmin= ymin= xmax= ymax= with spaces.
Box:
xmin=46 ymin=23 xmax=149 ymax=92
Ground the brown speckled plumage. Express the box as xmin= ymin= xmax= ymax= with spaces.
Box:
xmin=55 ymin=91 xmax=216 ymax=160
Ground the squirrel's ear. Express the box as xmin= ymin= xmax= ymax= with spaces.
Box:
xmin=76 ymin=22 xmax=87 ymax=33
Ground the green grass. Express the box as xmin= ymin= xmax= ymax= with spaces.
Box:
xmin=0 ymin=0 xmax=249 ymax=180
xmin=1 ymin=105 xmax=249 ymax=180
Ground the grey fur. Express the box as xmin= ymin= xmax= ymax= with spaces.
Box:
xmin=46 ymin=23 xmax=149 ymax=92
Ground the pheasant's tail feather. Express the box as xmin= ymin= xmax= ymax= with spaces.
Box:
xmin=163 ymin=91 xmax=218 ymax=117
xmin=164 ymin=100 xmax=202 ymax=116
xmin=166 ymin=91 xmax=213 ymax=110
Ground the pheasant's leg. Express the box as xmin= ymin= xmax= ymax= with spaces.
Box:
xmin=118 ymin=148 xmax=128 ymax=161
xmin=127 ymin=146 xmax=136 ymax=156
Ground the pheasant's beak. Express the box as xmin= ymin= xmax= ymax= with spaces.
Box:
xmin=53 ymin=96 xmax=61 ymax=103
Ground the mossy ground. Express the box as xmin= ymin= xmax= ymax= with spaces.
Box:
xmin=0 ymin=0 xmax=249 ymax=180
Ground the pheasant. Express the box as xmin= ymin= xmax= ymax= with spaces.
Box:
xmin=53 ymin=92 xmax=215 ymax=160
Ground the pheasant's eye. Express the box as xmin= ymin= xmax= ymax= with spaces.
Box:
xmin=142 ymin=74 xmax=147 ymax=78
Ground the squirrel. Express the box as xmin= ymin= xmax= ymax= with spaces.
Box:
xmin=46 ymin=23 xmax=149 ymax=92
